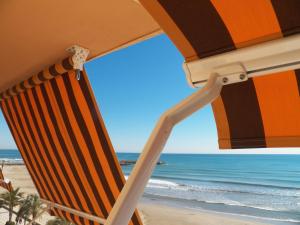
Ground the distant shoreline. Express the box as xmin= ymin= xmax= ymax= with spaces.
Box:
xmin=1 ymin=164 xmax=272 ymax=225
xmin=1 ymin=153 xmax=300 ymax=224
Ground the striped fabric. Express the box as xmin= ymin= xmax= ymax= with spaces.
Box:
xmin=0 ymin=57 xmax=73 ymax=102
xmin=0 ymin=169 xmax=13 ymax=192
xmin=140 ymin=0 xmax=300 ymax=149
xmin=0 ymin=62 xmax=142 ymax=225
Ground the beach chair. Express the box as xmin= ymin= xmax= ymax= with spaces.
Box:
xmin=1 ymin=1 xmax=300 ymax=225
xmin=0 ymin=168 xmax=13 ymax=192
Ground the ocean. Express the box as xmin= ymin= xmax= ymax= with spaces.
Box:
xmin=1 ymin=150 xmax=300 ymax=224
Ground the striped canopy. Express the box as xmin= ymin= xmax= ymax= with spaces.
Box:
xmin=1 ymin=1 xmax=300 ymax=223
xmin=0 ymin=59 xmax=142 ymax=225
xmin=140 ymin=0 xmax=300 ymax=149
xmin=0 ymin=0 xmax=160 ymax=94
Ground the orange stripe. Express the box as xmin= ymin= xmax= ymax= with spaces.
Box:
xmin=44 ymin=80 xmax=107 ymax=216
xmin=26 ymin=89 xmax=81 ymax=209
xmin=82 ymin=70 xmax=126 ymax=185
xmin=211 ymin=0 xmax=282 ymax=48
xmin=139 ymin=0 xmax=198 ymax=61
xmin=254 ymin=71 xmax=300 ymax=146
xmin=61 ymin=72 xmax=115 ymax=209
xmin=6 ymin=99 xmax=53 ymax=200
xmin=19 ymin=92 xmax=72 ymax=206
xmin=34 ymin=85 xmax=92 ymax=214
xmin=4 ymin=99 xmax=48 ymax=197
xmin=210 ymin=0 xmax=296 ymax=148
xmin=211 ymin=97 xmax=231 ymax=149
xmin=69 ymin=72 xmax=120 ymax=199
xmin=11 ymin=96 xmax=62 ymax=203
xmin=1 ymin=102 xmax=46 ymax=197
xmin=75 ymin=215 xmax=82 ymax=225
xmin=53 ymin=76 xmax=112 ymax=211
xmin=81 ymin=70 xmax=143 ymax=225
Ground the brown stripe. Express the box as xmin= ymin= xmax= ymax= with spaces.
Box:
xmin=37 ymin=71 xmax=48 ymax=82
xmin=49 ymin=64 xmax=60 ymax=76
xmin=271 ymin=0 xmax=300 ymax=37
xmin=2 ymin=100 xmax=45 ymax=196
xmin=14 ymin=95 xmax=64 ymax=203
xmin=158 ymin=0 xmax=235 ymax=58
xmin=77 ymin=215 xmax=85 ymax=225
xmin=62 ymin=74 xmax=116 ymax=206
xmin=5 ymin=90 xmax=10 ymax=98
xmin=206 ymin=1 xmax=273 ymax=149
xmin=29 ymin=88 xmax=90 ymax=212
xmin=221 ymin=79 xmax=266 ymax=148
xmin=20 ymin=82 xmax=26 ymax=91
xmin=2 ymin=100 xmax=51 ymax=200
xmin=62 ymin=57 xmax=73 ymax=70
xmin=139 ymin=0 xmax=197 ymax=61
xmin=79 ymin=72 xmax=142 ymax=224
xmin=9 ymin=97 xmax=57 ymax=201
xmin=32 ymin=86 xmax=94 ymax=214
xmin=39 ymin=83 xmax=105 ymax=217
xmin=43 ymin=80 xmax=108 ymax=217
xmin=28 ymin=77 xmax=35 ymax=86
xmin=79 ymin=72 xmax=142 ymax=225
xmin=12 ymin=86 xmax=18 ymax=94
xmin=295 ymin=69 xmax=300 ymax=95
xmin=79 ymin=72 xmax=124 ymax=191
xmin=22 ymin=91 xmax=80 ymax=209
xmin=0 ymin=103 xmax=44 ymax=195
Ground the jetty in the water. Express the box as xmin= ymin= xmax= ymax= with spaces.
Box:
xmin=120 ymin=160 xmax=165 ymax=166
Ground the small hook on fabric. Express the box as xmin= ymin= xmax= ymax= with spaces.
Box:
xmin=75 ymin=69 xmax=81 ymax=81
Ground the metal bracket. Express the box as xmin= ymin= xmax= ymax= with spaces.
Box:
xmin=214 ymin=63 xmax=248 ymax=85
xmin=184 ymin=34 xmax=300 ymax=87
xmin=66 ymin=45 xmax=90 ymax=71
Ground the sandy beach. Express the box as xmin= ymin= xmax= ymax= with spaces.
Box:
xmin=0 ymin=165 xmax=271 ymax=225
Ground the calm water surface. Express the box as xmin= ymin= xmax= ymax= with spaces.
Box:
xmin=1 ymin=150 xmax=299 ymax=224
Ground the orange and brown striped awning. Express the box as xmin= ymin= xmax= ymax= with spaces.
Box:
xmin=0 ymin=59 xmax=142 ymax=225
xmin=140 ymin=0 xmax=300 ymax=149
xmin=0 ymin=169 xmax=13 ymax=192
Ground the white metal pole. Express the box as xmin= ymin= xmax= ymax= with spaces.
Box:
xmin=41 ymin=199 xmax=106 ymax=224
xmin=106 ymin=74 xmax=224 ymax=225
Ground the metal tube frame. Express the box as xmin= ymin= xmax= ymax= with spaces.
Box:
xmin=41 ymin=199 xmax=106 ymax=224
xmin=106 ymin=74 xmax=227 ymax=225
xmin=39 ymin=73 xmax=246 ymax=225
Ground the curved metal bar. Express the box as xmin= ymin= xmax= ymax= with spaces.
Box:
xmin=106 ymin=74 xmax=224 ymax=225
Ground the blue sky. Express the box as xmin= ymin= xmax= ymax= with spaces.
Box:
xmin=1 ymin=34 xmax=300 ymax=153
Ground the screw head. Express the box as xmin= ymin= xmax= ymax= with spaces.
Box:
xmin=240 ymin=74 xmax=246 ymax=80
xmin=222 ymin=77 xmax=228 ymax=83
